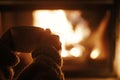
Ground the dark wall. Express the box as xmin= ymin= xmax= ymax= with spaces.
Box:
xmin=0 ymin=11 xmax=33 ymax=35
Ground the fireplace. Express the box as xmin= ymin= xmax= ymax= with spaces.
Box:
xmin=32 ymin=9 xmax=116 ymax=78
xmin=0 ymin=0 xmax=119 ymax=79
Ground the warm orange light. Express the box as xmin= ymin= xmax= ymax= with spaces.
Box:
xmin=89 ymin=11 xmax=110 ymax=60
xmin=90 ymin=48 xmax=100 ymax=59
xmin=33 ymin=10 xmax=90 ymax=57
xmin=61 ymin=50 xmax=70 ymax=57
xmin=70 ymin=47 xmax=82 ymax=57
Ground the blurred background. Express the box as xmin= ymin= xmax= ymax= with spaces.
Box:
xmin=0 ymin=0 xmax=120 ymax=80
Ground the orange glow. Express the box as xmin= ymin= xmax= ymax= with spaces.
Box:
xmin=33 ymin=10 xmax=90 ymax=57
xmin=89 ymin=11 xmax=110 ymax=60
xmin=70 ymin=47 xmax=82 ymax=57
xmin=90 ymin=48 xmax=100 ymax=59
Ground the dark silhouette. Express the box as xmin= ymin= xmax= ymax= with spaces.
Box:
xmin=0 ymin=26 xmax=64 ymax=80
xmin=0 ymin=42 xmax=19 ymax=80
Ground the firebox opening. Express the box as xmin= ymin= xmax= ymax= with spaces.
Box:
xmin=32 ymin=9 xmax=115 ymax=78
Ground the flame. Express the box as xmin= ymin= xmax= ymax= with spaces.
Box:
xmin=89 ymin=11 xmax=110 ymax=60
xmin=70 ymin=45 xmax=83 ymax=57
xmin=70 ymin=48 xmax=81 ymax=57
xmin=90 ymin=48 xmax=100 ymax=59
xmin=33 ymin=10 xmax=90 ymax=57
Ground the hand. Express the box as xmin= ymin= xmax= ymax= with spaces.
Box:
xmin=40 ymin=28 xmax=62 ymax=51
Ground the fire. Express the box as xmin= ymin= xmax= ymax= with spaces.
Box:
xmin=33 ymin=10 xmax=91 ymax=57
xmin=90 ymin=48 xmax=100 ymax=59
xmin=70 ymin=46 xmax=83 ymax=57
xmin=89 ymin=11 xmax=110 ymax=60
xmin=70 ymin=48 xmax=80 ymax=57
